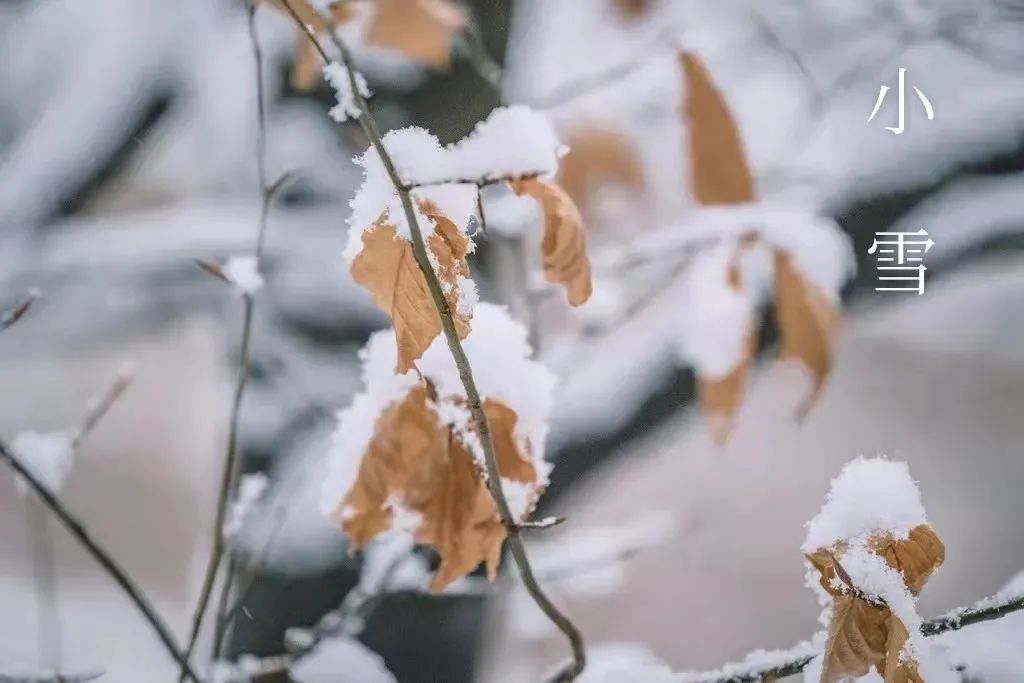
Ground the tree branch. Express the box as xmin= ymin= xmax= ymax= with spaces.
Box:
xmin=0 ymin=440 xmax=202 ymax=683
xmin=180 ymin=2 xmax=285 ymax=674
xmin=275 ymin=4 xmax=587 ymax=678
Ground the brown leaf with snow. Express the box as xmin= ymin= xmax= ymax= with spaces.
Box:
xmin=681 ymin=51 xmax=755 ymax=205
xmin=773 ymin=250 xmax=838 ymax=417
xmin=808 ymin=525 xmax=944 ymax=683
xmin=350 ymin=205 xmax=472 ymax=373
xmin=336 ymin=385 xmax=539 ymax=591
xmin=258 ymin=0 xmax=355 ymax=91
xmin=367 ymin=0 xmax=466 ymax=69
xmin=511 ymin=178 xmax=593 ymax=306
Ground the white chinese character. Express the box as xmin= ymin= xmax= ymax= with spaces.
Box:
xmin=868 ymin=228 xmax=934 ymax=295
xmin=867 ymin=68 xmax=935 ymax=135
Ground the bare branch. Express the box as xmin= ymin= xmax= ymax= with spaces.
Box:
xmin=0 ymin=440 xmax=202 ymax=683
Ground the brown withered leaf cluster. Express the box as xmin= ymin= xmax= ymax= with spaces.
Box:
xmin=260 ymin=0 xmax=465 ymax=92
xmin=681 ymin=51 xmax=839 ymax=440
xmin=367 ymin=0 xmax=466 ymax=69
xmin=350 ymin=203 xmax=472 ymax=373
xmin=335 ymin=384 xmax=539 ymax=590
xmin=807 ymin=525 xmax=945 ymax=683
xmin=511 ymin=178 xmax=593 ymax=307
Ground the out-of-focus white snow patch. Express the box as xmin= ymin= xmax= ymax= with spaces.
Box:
xmin=576 ymin=643 xmax=678 ymax=683
xmin=323 ymin=62 xmax=371 ymax=122
xmin=803 ymin=456 xmax=927 ymax=552
xmin=10 ymin=429 xmax=75 ymax=494
xmin=290 ymin=636 xmax=397 ymax=683
xmin=223 ymin=472 xmax=269 ymax=539
xmin=674 ymin=241 xmax=754 ymax=379
xmin=222 ymin=254 xmax=264 ymax=295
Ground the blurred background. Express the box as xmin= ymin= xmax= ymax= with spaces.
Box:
xmin=2 ymin=0 xmax=1024 ymax=681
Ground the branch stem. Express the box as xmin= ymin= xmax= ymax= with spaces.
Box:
xmin=0 ymin=440 xmax=202 ymax=683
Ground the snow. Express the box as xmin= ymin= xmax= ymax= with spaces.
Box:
xmin=290 ymin=636 xmax=397 ymax=683
xmin=10 ymin=430 xmax=75 ymax=494
xmin=803 ymin=457 xmax=928 ymax=553
xmin=321 ymin=303 xmax=556 ymax=524
xmin=323 ymin=62 xmax=371 ymax=123
xmin=342 ymin=106 xmax=563 ymax=262
xmin=222 ymin=254 xmax=264 ymax=295
xmin=838 ymin=541 xmax=927 ymax=661
xmin=223 ymin=472 xmax=269 ymax=539
xmin=443 ymin=105 xmax=565 ymax=182
xmin=673 ymin=240 xmax=755 ymax=379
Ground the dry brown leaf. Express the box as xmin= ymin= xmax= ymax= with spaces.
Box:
xmin=349 ymin=206 xmax=472 ymax=373
xmin=698 ymin=334 xmax=754 ymax=446
xmin=681 ymin=51 xmax=755 ymax=205
xmin=367 ymin=0 xmax=466 ymax=69
xmin=557 ymin=127 xmax=646 ymax=223
xmin=258 ymin=0 xmax=356 ymax=91
xmin=773 ymin=250 xmax=839 ymax=417
xmin=696 ymin=250 xmax=756 ymax=445
xmin=614 ymin=0 xmax=652 ymax=19
xmin=337 ymin=386 xmax=539 ymax=591
xmin=808 ymin=524 xmax=944 ymax=683
xmin=511 ymin=178 xmax=593 ymax=306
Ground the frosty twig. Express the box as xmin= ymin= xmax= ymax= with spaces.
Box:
xmin=180 ymin=2 xmax=286 ymax=675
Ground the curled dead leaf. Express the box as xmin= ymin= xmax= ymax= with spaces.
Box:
xmin=773 ymin=250 xmax=838 ymax=417
xmin=808 ymin=525 xmax=944 ymax=683
xmin=367 ymin=0 xmax=466 ymax=69
xmin=257 ymin=0 xmax=356 ymax=91
xmin=511 ymin=178 xmax=593 ymax=306
xmin=335 ymin=385 xmax=540 ymax=591
xmin=349 ymin=205 xmax=472 ymax=373
xmin=681 ymin=51 xmax=755 ymax=206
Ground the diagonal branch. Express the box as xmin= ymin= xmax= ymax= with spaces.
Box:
xmin=275 ymin=3 xmax=587 ymax=679
xmin=0 ymin=440 xmax=203 ymax=683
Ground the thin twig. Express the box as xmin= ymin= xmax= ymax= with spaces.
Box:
xmin=277 ymin=4 xmax=587 ymax=678
xmin=70 ymin=365 xmax=133 ymax=449
xmin=0 ymin=440 xmax=202 ymax=683
xmin=181 ymin=2 xmax=285 ymax=673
